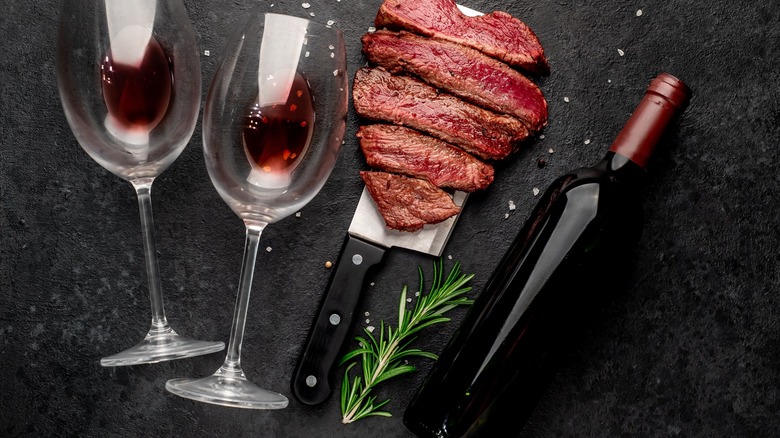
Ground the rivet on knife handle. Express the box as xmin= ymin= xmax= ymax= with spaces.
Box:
xmin=291 ymin=234 xmax=386 ymax=405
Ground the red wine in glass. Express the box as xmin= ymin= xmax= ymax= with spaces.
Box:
xmin=242 ymin=72 xmax=314 ymax=175
xmin=101 ymin=34 xmax=172 ymax=133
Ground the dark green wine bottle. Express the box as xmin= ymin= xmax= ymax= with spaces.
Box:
xmin=403 ymin=73 xmax=692 ymax=438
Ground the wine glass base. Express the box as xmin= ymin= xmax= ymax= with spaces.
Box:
xmin=166 ymin=374 xmax=289 ymax=409
xmin=100 ymin=329 xmax=225 ymax=367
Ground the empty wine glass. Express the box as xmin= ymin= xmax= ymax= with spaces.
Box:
xmin=164 ymin=12 xmax=348 ymax=409
xmin=56 ymin=0 xmax=225 ymax=366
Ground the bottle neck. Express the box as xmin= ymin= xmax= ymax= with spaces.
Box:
xmin=608 ymin=73 xmax=692 ymax=169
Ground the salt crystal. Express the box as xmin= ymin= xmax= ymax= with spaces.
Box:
xmin=305 ymin=51 xmax=310 ymax=57
xmin=364 ymin=311 xmax=370 ymax=316
xmin=301 ymin=2 xmax=310 ymax=8
xmin=636 ymin=9 xmax=643 ymax=16
xmin=266 ymin=247 xmax=272 ymax=252
xmin=533 ymin=188 xmax=540 ymax=196
xmin=407 ymin=298 xmax=412 ymax=303
xmin=204 ymin=50 xmax=210 ymax=56
xmin=367 ymin=326 xmax=375 ymax=332
xmin=295 ymin=211 xmax=301 ymax=217
xmin=548 ymin=148 xmax=555 ymax=154
xmin=310 ymin=12 xmax=315 ymax=16
xmin=504 ymin=213 xmax=510 ymax=219
xmin=368 ymin=26 xmax=376 ymax=32
xmin=370 ymin=282 xmax=375 ymax=286
xmin=415 ymin=291 xmax=420 ymax=297
xmin=327 ymin=20 xmax=335 ymax=26
xmin=447 ymin=254 xmax=452 ymax=260
xmin=333 ymin=69 xmax=339 ymax=76
xmin=564 ymin=96 xmax=570 ymax=102
xmin=618 ymin=48 xmax=625 ymax=56
xmin=508 ymin=200 xmax=516 ymax=211
xmin=366 ymin=319 xmax=370 ymax=324
xmin=584 ymin=139 xmax=591 ymax=145
xmin=608 ymin=79 xmax=612 ymax=83
xmin=330 ymin=52 xmax=335 ymax=58
xmin=328 ymin=45 xmax=334 ymax=50
xmin=539 ymin=134 xmax=545 ymax=139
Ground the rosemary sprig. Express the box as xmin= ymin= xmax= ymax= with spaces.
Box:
xmin=339 ymin=259 xmax=474 ymax=424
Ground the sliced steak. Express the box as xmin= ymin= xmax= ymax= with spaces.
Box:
xmin=361 ymin=170 xmax=460 ymax=232
xmin=374 ymin=0 xmax=549 ymax=74
xmin=358 ymin=124 xmax=494 ymax=192
xmin=352 ymin=67 xmax=528 ymax=161
xmin=362 ymin=30 xmax=548 ymax=132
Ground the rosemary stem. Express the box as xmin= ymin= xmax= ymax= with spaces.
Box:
xmin=340 ymin=261 xmax=474 ymax=424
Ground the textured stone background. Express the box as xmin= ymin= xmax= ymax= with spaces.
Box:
xmin=1 ymin=0 xmax=779 ymax=437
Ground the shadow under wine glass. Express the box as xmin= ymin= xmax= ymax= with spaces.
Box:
xmin=55 ymin=0 xmax=225 ymax=366
xmin=165 ymin=12 xmax=348 ymax=409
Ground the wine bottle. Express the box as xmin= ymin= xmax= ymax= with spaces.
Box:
xmin=402 ymin=73 xmax=692 ymax=438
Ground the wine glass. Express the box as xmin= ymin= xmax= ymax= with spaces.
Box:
xmin=56 ymin=0 xmax=225 ymax=366
xmin=165 ymin=12 xmax=348 ymax=409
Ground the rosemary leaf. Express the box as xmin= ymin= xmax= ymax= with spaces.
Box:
xmin=339 ymin=259 xmax=474 ymax=425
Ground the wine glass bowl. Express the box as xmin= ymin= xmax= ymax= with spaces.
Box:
xmin=56 ymin=0 xmax=225 ymax=366
xmin=57 ymin=1 xmax=203 ymax=181
xmin=201 ymin=13 xmax=348 ymax=225
xmin=165 ymin=12 xmax=348 ymax=409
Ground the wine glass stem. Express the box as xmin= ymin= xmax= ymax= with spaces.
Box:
xmin=132 ymin=179 xmax=170 ymax=333
xmin=221 ymin=222 xmax=266 ymax=376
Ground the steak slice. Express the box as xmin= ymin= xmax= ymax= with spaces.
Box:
xmin=352 ymin=67 xmax=528 ymax=161
xmin=374 ymin=0 xmax=549 ymax=75
xmin=361 ymin=170 xmax=460 ymax=232
xmin=358 ymin=124 xmax=494 ymax=192
xmin=362 ymin=30 xmax=548 ymax=132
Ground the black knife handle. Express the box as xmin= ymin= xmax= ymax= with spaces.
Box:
xmin=291 ymin=234 xmax=386 ymax=406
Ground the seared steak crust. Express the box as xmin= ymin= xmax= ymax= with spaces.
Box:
xmin=358 ymin=124 xmax=494 ymax=192
xmin=362 ymin=30 xmax=548 ymax=132
xmin=361 ymin=170 xmax=460 ymax=232
xmin=374 ymin=0 xmax=549 ymax=74
xmin=352 ymin=67 xmax=528 ymax=161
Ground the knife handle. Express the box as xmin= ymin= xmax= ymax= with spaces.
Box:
xmin=291 ymin=234 xmax=386 ymax=406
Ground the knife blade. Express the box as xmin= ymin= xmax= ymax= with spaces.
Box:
xmin=291 ymin=188 xmax=467 ymax=405
xmin=290 ymin=3 xmax=482 ymax=407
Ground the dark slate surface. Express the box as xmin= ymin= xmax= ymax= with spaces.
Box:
xmin=2 ymin=0 xmax=779 ymax=436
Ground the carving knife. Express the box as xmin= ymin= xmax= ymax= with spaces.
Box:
xmin=290 ymin=4 xmax=482 ymax=406
xmin=291 ymin=186 xmax=467 ymax=405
